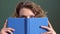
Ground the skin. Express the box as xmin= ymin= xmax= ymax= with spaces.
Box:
xmin=0 ymin=8 xmax=56 ymax=34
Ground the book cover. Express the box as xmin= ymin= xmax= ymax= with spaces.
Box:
xmin=7 ymin=17 xmax=48 ymax=34
xmin=27 ymin=18 xmax=48 ymax=34
xmin=7 ymin=18 xmax=25 ymax=34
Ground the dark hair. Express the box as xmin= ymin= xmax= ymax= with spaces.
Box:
xmin=12 ymin=1 xmax=47 ymax=17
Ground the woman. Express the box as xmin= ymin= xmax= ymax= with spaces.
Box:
xmin=0 ymin=1 xmax=56 ymax=34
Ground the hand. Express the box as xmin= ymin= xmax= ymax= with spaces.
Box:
xmin=1 ymin=27 xmax=15 ymax=34
xmin=41 ymin=21 xmax=56 ymax=34
xmin=0 ymin=20 xmax=15 ymax=34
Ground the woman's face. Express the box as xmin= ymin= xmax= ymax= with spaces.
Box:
xmin=19 ymin=8 xmax=35 ymax=18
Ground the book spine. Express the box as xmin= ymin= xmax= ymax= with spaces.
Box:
xmin=25 ymin=18 xmax=27 ymax=34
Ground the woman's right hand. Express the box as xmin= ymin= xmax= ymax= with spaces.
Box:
xmin=0 ymin=20 xmax=15 ymax=34
xmin=1 ymin=27 xmax=15 ymax=34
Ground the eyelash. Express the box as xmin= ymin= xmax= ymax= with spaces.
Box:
xmin=20 ymin=16 xmax=35 ymax=18
xmin=30 ymin=16 xmax=35 ymax=18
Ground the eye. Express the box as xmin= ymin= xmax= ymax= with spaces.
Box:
xmin=20 ymin=16 xmax=27 ymax=18
xmin=20 ymin=15 xmax=35 ymax=18
xmin=30 ymin=15 xmax=35 ymax=18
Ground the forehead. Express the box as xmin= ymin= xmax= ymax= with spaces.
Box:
xmin=19 ymin=8 xmax=35 ymax=16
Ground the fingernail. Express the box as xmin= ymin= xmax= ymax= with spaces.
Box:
xmin=39 ymin=26 xmax=44 ymax=28
xmin=14 ymin=29 xmax=15 ymax=31
xmin=41 ymin=26 xmax=44 ymax=27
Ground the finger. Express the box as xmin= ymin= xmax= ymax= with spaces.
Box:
xmin=3 ymin=19 xmax=8 ymax=28
xmin=41 ymin=26 xmax=51 ymax=31
xmin=7 ymin=30 xmax=13 ymax=34
xmin=42 ymin=32 xmax=52 ymax=34
xmin=1 ymin=29 xmax=8 ymax=34
xmin=4 ymin=33 xmax=8 ymax=34
xmin=48 ymin=21 xmax=53 ymax=28
xmin=7 ymin=28 xmax=15 ymax=31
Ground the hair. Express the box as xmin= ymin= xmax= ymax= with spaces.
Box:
xmin=12 ymin=1 xmax=47 ymax=17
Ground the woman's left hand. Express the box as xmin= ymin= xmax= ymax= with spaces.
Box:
xmin=41 ymin=21 xmax=56 ymax=34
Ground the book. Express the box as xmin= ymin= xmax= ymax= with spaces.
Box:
xmin=7 ymin=17 xmax=48 ymax=34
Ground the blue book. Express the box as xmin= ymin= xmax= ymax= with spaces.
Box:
xmin=7 ymin=17 xmax=48 ymax=34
